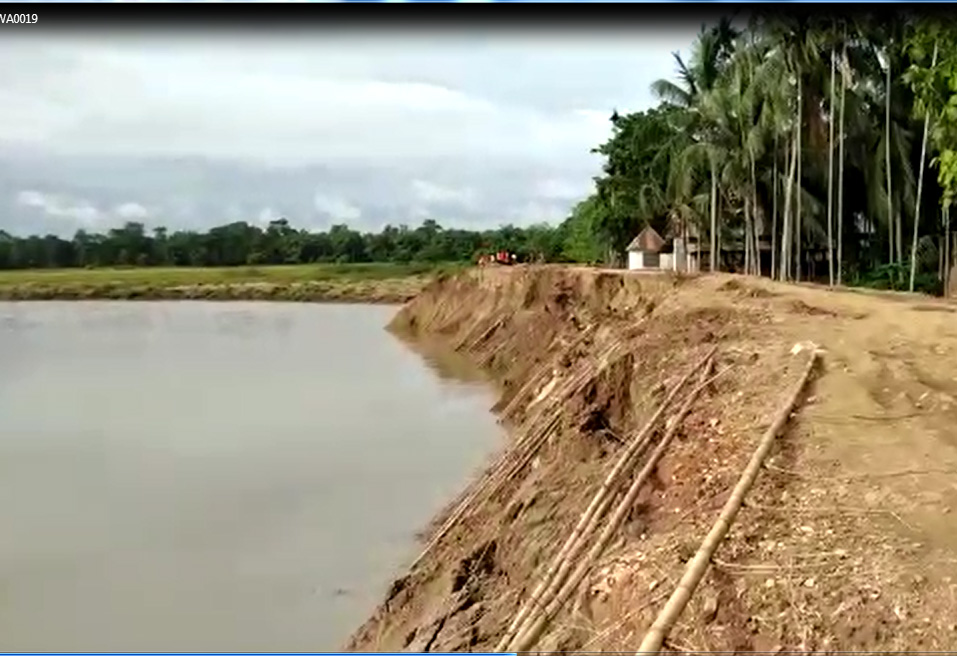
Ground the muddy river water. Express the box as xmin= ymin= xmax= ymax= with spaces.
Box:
xmin=0 ymin=301 xmax=502 ymax=651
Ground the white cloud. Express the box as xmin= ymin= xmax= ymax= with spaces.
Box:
xmin=312 ymin=193 xmax=361 ymax=222
xmin=0 ymin=33 xmax=697 ymax=170
xmin=16 ymin=190 xmax=47 ymax=209
xmin=113 ymin=202 xmax=149 ymax=220
xmin=508 ymin=200 xmax=571 ymax=225
xmin=257 ymin=207 xmax=282 ymax=226
xmin=535 ymin=178 xmax=593 ymax=201
xmin=410 ymin=180 xmax=477 ymax=207
xmin=0 ymin=26 xmax=714 ymax=234
xmin=224 ymin=203 xmax=244 ymax=222
xmin=16 ymin=189 xmax=102 ymax=226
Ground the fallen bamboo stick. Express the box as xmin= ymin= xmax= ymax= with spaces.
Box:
xmin=407 ymin=420 xmax=547 ymax=571
xmin=498 ymin=327 xmax=599 ymax=418
xmin=454 ymin=309 xmax=497 ymax=350
xmin=408 ymin=414 xmax=560 ymax=572
xmin=408 ymin=334 xmax=611 ymax=574
xmin=496 ymin=346 xmax=717 ymax=650
xmin=497 ymin=347 xmax=715 ymax=648
xmin=509 ymin=363 xmax=729 ymax=652
xmin=635 ymin=349 xmax=821 ymax=655
xmin=483 ymin=419 xmax=557 ymax=502
xmin=502 ymin=423 xmax=662 ymax=647
xmin=466 ymin=313 xmax=508 ymax=350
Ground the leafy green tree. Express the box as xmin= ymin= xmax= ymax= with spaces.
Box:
xmin=561 ymin=197 xmax=605 ymax=264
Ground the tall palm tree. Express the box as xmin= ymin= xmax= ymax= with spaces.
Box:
xmin=884 ymin=41 xmax=894 ymax=264
xmin=827 ymin=41 xmax=837 ymax=285
xmin=758 ymin=14 xmax=828 ymax=281
xmin=910 ymin=39 xmax=939 ymax=292
xmin=652 ymin=20 xmax=739 ymax=272
xmin=837 ymin=39 xmax=849 ymax=285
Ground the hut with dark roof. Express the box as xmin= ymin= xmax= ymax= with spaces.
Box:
xmin=626 ymin=226 xmax=667 ymax=271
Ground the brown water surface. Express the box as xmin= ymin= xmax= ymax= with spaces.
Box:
xmin=0 ymin=301 xmax=502 ymax=651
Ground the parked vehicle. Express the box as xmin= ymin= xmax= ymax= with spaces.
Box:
xmin=477 ymin=251 xmax=518 ymax=266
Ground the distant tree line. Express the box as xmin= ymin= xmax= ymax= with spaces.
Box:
xmin=0 ymin=218 xmax=603 ymax=269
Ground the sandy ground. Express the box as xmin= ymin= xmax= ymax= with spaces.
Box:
xmin=347 ymin=266 xmax=957 ymax=653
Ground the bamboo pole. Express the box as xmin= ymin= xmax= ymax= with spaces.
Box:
xmin=408 ymin=412 xmax=559 ymax=573
xmin=509 ymin=363 xmax=731 ymax=652
xmin=500 ymin=458 xmax=633 ymax=649
xmin=432 ymin=344 xmax=630 ymax=565
xmin=482 ymin=418 xmax=559 ymax=503
xmin=496 ymin=346 xmax=717 ymax=650
xmin=498 ymin=327 xmax=597 ymax=418
xmin=635 ymin=349 xmax=821 ymax=655
xmin=411 ymin=341 xmax=623 ymax=573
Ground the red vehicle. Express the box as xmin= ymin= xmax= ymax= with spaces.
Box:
xmin=478 ymin=251 xmax=517 ymax=266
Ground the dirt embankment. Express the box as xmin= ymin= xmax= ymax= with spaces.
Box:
xmin=0 ymin=278 xmax=426 ymax=303
xmin=348 ymin=266 xmax=957 ymax=653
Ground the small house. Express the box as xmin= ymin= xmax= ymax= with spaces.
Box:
xmin=626 ymin=227 xmax=667 ymax=272
xmin=626 ymin=226 xmax=701 ymax=273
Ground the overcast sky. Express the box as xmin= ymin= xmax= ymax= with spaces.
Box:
xmin=0 ymin=27 xmax=708 ymax=237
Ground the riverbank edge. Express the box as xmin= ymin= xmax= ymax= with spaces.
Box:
xmin=351 ymin=266 xmax=957 ymax=652
xmin=0 ymin=278 xmax=431 ymax=304
xmin=346 ymin=266 xmax=676 ymax=650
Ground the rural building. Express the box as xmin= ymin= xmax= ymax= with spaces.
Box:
xmin=626 ymin=227 xmax=699 ymax=273
xmin=626 ymin=227 xmax=666 ymax=271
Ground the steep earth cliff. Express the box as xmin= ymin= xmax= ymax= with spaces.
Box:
xmin=347 ymin=266 xmax=957 ymax=652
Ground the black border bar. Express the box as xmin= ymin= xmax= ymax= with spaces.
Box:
xmin=0 ymin=2 xmax=938 ymax=32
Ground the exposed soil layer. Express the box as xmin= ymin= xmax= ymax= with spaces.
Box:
xmin=0 ymin=278 xmax=426 ymax=303
xmin=347 ymin=266 xmax=957 ymax=652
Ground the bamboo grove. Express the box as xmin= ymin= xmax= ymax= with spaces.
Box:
xmin=570 ymin=11 xmax=957 ymax=295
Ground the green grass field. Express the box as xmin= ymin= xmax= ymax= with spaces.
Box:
xmin=0 ymin=262 xmax=464 ymax=287
xmin=0 ymin=262 xmax=468 ymax=302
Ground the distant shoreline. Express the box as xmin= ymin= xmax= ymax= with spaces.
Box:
xmin=0 ymin=263 xmax=455 ymax=303
xmin=0 ymin=281 xmax=423 ymax=304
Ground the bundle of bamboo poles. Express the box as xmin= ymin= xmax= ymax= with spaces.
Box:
xmin=496 ymin=347 xmax=721 ymax=652
xmin=408 ymin=411 xmax=560 ymax=573
xmin=635 ymin=348 xmax=821 ymax=655
xmin=407 ymin=339 xmax=630 ymax=574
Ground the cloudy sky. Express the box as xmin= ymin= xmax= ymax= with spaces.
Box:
xmin=0 ymin=26 xmax=711 ymax=237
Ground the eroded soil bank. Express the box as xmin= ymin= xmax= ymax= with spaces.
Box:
xmin=348 ymin=265 xmax=957 ymax=652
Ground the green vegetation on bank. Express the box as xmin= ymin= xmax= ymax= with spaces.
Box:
xmin=0 ymin=262 xmax=460 ymax=286
xmin=0 ymin=218 xmax=565 ymax=300
xmin=0 ymin=220 xmax=569 ymax=270
xmin=568 ymin=12 xmax=957 ymax=295
xmin=0 ymin=263 xmax=458 ymax=303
